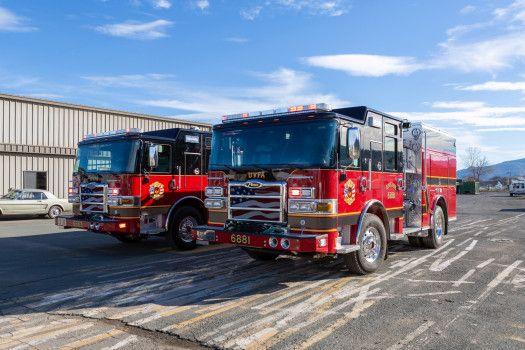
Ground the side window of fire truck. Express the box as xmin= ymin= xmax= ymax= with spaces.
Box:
xmin=383 ymin=122 xmax=399 ymax=172
xmin=151 ymin=144 xmax=172 ymax=173
xmin=340 ymin=126 xmax=360 ymax=168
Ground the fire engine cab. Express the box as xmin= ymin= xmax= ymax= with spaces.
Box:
xmin=56 ymin=127 xmax=211 ymax=249
xmin=194 ymin=104 xmax=457 ymax=274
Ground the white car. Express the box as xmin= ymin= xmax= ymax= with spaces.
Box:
xmin=0 ymin=189 xmax=72 ymax=219
xmin=510 ymin=181 xmax=525 ymax=197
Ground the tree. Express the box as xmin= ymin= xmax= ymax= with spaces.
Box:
xmin=463 ymin=147 xmax=492 ymax=181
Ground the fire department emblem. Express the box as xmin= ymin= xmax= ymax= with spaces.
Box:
xmin=149 ymin=181 xmax=165 ymax=200
xmin=343 ymin=179 xmax=356 ymax=205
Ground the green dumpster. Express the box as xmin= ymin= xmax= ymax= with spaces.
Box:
xmin=458 ymin=181 xmax=479 ymax=194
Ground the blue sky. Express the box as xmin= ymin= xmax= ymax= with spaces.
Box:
xmin=1 ymin=0 xmax=524 ymax=167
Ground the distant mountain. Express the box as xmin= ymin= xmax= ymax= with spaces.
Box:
xmin=458 ymin=157 xmax=525 ymax=181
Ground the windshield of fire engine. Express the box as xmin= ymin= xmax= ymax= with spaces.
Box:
xmin=74 ymin=140 xmax=141 ymax=173
xmin=210 ymin=119 xmax=338 ymax=170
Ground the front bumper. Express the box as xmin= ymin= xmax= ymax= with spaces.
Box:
xmin=193 ymin=225 xmax=330 ymax=254
xmin=55 ymin=215 xmax=140 ymax=236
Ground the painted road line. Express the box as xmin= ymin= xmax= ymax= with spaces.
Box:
xmin=386 ymin=320 xmax=435 ymax=350
xmin=295 ymin=285 xmax=377 ymax=350
xmin=7 ymin=323 xmax=95 ymax=349
xmin=453 ymin=269 xmax=476 ymax=287
xmin=476 ymin=258 xmax=495 ymax=269
xmin=59 ymin=328 xmax=124 ymax=350
xmin=468 ymin=260 xmax=523 ymax=307
xmin=101 ymin=335 xmax=138 ymax=350
xmin=430 ymin=240 xmax=477 ymax=272
xmin=0 ymin=320 xmax=75 ymax=343
xmin=207 ymin=240 xmax=455 ymax=347
xmin=407 ymin=290 xmax=461 ymax=297
xmin=131 ymin=305 xmax=196 ymax=326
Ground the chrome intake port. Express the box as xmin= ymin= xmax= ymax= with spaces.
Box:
xmin=89 ymin=223 xmax=95 ymax=230
xmin=269 ymin=237 xmax=279 ymax=248
xmin=94 ymin=223 xmax=100 ymax=231
xmin=281 ymin=238 xmax=290 ymax=250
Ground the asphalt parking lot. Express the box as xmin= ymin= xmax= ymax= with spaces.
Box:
xmin=0 ymin=192 xmax=524 ymax=350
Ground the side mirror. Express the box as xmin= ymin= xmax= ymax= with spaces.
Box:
xmin=148 ymin=144 xmax=159 ymax=169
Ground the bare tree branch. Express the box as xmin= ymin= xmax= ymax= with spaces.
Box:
xmin=463 ymin=147 xmax=492 ymax=181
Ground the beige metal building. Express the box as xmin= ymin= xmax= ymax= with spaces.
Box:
xmin=0 ymin=93 xmax=211 ymax=198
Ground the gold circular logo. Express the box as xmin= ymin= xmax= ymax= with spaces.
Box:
xmin=149 ymin=181 xmax=165 ymax=200
xmin=344 ymin=179 xmax=356 ymax=205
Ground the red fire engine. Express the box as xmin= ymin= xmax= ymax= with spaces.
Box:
xmin=56 ymin=128 xmax=211 ymax=249
xmin=194 ymin=104 xmax=457 ymax=274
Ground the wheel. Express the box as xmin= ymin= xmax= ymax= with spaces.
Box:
xmin=407 ymin=236 xmax=422 ymax=247
xmin=421 ymin=206 xmax=446 ymax=249
xmin=47 ymin=205 xmax=62 ymax=219
xmin=115 ymin=235 xmax=142 ymax=243
xmin=510 ymin=193 xmax=514 ymax=197
xmin=167 ymin=207 xmax=202 ymax=250
xmin=242 ymin=248 xmax=279 ymax=261
xmin=344 ymin=213 xmax=387 ymax=275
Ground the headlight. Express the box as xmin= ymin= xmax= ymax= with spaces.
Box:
xmin=68 ymin=195 xmax=80 ymax=203
xmin=288 ymin=199 xmax=337 ymax=214
xmin=289 ymin=187 xmax=314 ymax=198
xmin=205 ymin=198 xmax=225 ymax=209
xmin=205 ymin=187 xmax=224 ymax=197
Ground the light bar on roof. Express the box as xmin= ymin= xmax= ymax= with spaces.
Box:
xmin=84 ymin=128 xmax=140 ymax=140
xmin=221 ymin=103 xmax=330 ymax=123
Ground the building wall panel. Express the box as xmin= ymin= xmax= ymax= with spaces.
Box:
xmin=0 ymin=93 xmax=211 ymax=199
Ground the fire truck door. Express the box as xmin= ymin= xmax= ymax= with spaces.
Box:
xmin=184 ymin=151 xmax=203 ymax=195
xmin=369 ymin=140 xmax=383 ymax=202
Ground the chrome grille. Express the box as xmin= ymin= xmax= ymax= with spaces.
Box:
xmin=228 ymin=181 xmax=286 ymax=223
xmin=80 ymin=182 xmax=108 ymax=213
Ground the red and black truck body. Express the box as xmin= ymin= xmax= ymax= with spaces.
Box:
xmin=56 ymin=127 xmax=212 ymax=248
xmin=194 ymin=104 xmax=456 ymax=273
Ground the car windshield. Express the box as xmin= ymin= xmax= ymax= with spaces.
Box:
xmin=210 ymin=119 xmax=338 ymax=170
xmin=75 ymin=140 xmax=141 ymax=173
xmin=1 ymin=190 xmax=21 ymax=200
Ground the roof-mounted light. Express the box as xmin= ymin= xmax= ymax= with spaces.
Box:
xmin=221 ymin=103 xmax=330 ymax=123
xmin=84 ymin=128 xmax=140 ymax=140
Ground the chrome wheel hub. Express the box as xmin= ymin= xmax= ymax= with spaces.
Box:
xmin=362 ymin=227 xmax=381 ymax=263
xmin=178 ymin=216 xmax=197 ymax=243
xmin=50 ymin=208 xmax=60 ymax=218
xmin=435 ymin=213 xmax=444 ymax=240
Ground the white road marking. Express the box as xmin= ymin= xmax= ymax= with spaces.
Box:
xmin=453 ymin=269 xmax=476 ymax=287
xmin=430 ymin=240 xmax=477 ymax=272
xmin=468 ymin=260 xmax=523 ymax=307
xmin=102 ymin=335 xmax=138 ymax=350
xmin=386 ymin=320 xmax=435 ymax=350
xmin=456 ymin=237 xmax=473 ymax=247
xmin=476 ymin=258 xmax=495 ymax=269
xmin=407 ymin=290 xmax=461 ymax=297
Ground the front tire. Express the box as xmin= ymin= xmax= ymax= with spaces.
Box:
xmin=167 ymin=207 xmax=202 ymax=250
xmin=345 ymin=213 xmax=387 ymax=275
xmin=47 ymin=205 xmax=62 ymax=219
xmin=242 ymin=248 xmax=279 ymax=261
xmin=421 ymin=206 xmax=446 ymax=249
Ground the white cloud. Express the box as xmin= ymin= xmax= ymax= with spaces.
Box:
xmin=431 ymin=101 xmax=487 ymax=109
xmin=276 ymin=0 xmax=350 ymax=17
xmin=458 ymin=81 xmax=525 ymax=92
xmin=240 ymin=6 xmax=262 ymax=20
xmin=460 ymin=5 xmax=476 ymax=15
xmin=305 ymin=54 xmax=423 ymax=77
xmin=240 ymin=1 xmax=349 ymax=20
xmin=305 ymin=1 xmax=525 ymax=76
xmin=153 ymin=0 xmax=171 ymax=9
xmin=0 ymin=6 xmax=36 ymax=32
xmin=477 ymin=127 xmax=525 ymax=132
xmin=225 ymin=36 xmax=249 ymax=43
xmin=95 ymin=19 xmax=172 ymax=40
xmin=195 ymin=0 xmax=209 ymax=10
xmin=81 ymin=68 xmax=347 ymax=122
